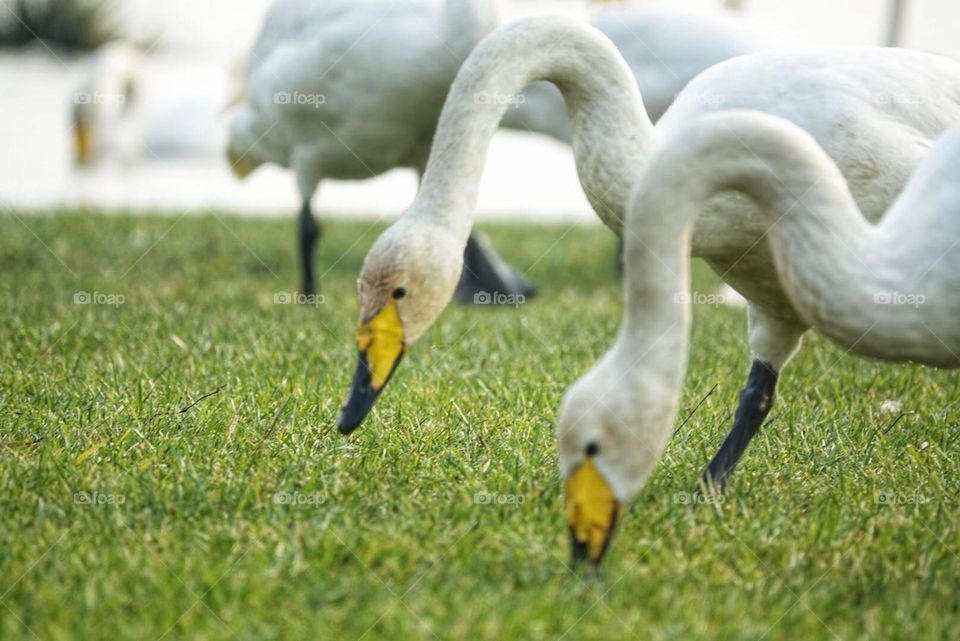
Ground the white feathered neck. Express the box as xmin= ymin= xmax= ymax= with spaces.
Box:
xmin=413 ymin=16 xmax=655 ymax=239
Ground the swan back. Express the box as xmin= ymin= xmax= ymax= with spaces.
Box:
xmin=228 ymin=0 xmax=498 ymax=188
xmin=656 ymin=46 xmax=960 ymax=263
xmin=640 ymin=111 xmax=960 ymax=368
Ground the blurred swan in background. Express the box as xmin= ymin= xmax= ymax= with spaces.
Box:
xmin=71 ymin=42 xmax=234 ymax=167
xmin=227 ymin=0 xmax=536 ymax=300
xmin=71 ymin=42 xmax=140 ymax=165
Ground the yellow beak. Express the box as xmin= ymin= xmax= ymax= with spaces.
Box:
xmin=337 ymin=299 xmax=405 ymax=433
xmin=226 ymin=145 xmax=260 ymax=179
xmin=74 ymin=124 xmax=93 ymax=165
xmin=564 ymin=458 xmax=624 ymax=566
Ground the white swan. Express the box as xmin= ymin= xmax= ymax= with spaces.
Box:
xmin=71 ymin=42 xmax=140 ymax=165
xmin=226 ymin=0 xmax=535 ymax=299
xmin=500 ymin=6 xmax=784 ymax=140
xmin=558 ymin=108 xmax=960 ymax=565
xmin=71 ymin=43 xmax=235 ymax=166
xmin=336 ymin=17 xmax=960 ymax=449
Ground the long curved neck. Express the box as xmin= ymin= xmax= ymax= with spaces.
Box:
xmin=624 ymin=111 xmax=872 ymax=351
xmin=415 ymin=16 xmax=655 ymax=239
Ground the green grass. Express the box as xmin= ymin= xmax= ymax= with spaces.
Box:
xmin=1 ymin=210 xmax=958 ymax=641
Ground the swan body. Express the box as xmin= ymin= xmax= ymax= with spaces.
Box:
xmin=337 ymin=17 xmax=960 ymax=444
xmin=559 ymin=100 xmax=960 ymax=565
xmin=227 ymin=0 xmax=532 ymax=298
xmin=229 ymin=0 xmax=498 ymax=186
xmin=501 ymin=6 xmax=785 ymax=140
xmin=654 ymin=46 xmax=960 ymax=315
xmin=651 ymin=112 xmax=960 ymax=366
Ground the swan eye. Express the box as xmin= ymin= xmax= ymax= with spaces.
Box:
xmin=392 ymin=287 xmax=406 ymax=300
xmin=585 ymin=442 xmax=599 ymax=457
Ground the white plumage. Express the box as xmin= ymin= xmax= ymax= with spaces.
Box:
xmin=501 ymin=6 xmax=786 ymax=140
xmin=558 ymin=48 xmax=960 ymax=563
xmin=227 ymin=0 xmax=503 ymax=295
xmin=641 ymin=111 xmax=960 ymax=366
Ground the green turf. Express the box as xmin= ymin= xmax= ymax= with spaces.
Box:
xmin=1 ymin=210 xmax=958 ymax=641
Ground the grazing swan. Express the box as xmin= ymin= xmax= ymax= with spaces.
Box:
xmin=559 ymin=111 xmax=960 ymax=566
xmin=499 ymin=6 xmax=784 ymax=140
xmin=226 ymin=0 xmax=533 ymax=300
xmin=335 ymin=16 xmax=960 ymax=449
xmin=71 ymin=42 xmax=140 ymax=165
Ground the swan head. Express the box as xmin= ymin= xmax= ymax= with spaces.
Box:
xmin=337 ymin=217 xmax=464 ymax=434
xmin=225 ymin=108 xmax=267 ymax=179
xmin=557 ymin=343 xmax=678 ymax=567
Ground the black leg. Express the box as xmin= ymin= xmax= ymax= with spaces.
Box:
xmin=453 ymin=233 xmax=537 ymax=305
xmin=701 ymin=359 xmax=779 ymax=491
xmin=298 ymin=199 xmax=321 ymax=296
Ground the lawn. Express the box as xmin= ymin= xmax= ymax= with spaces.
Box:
xmin=1 ymin=210 xmax=958 ymax=641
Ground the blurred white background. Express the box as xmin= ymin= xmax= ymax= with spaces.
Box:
xmin=2 ymin=0 xmax=959 ymax=223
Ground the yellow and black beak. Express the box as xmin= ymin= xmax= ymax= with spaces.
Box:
xmin=74 ymin=123 xmax=93 ymax=165
xmin=564 ymin=458 xmax=624 ymax=567
xmin=337 ymin=299 xmax=405 ymax=434
xmin=226 ymin=145 xmax=259 ymax=179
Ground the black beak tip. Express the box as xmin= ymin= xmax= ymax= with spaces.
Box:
xmin=336 ymin=413 xmax=359 ymax=435
xmin=336 ymin=351 xmax=382 ymax=436
xmin=569 ymin=528 xmax=590 ymax=565
xmin=336 ymin=391 xmax=377 ymax=435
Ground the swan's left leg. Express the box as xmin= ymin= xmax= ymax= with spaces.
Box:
xmin=298 ymin=197 xmax=322 ymax=297
xmin=701 ymin=305 xmax=807 ymax=491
